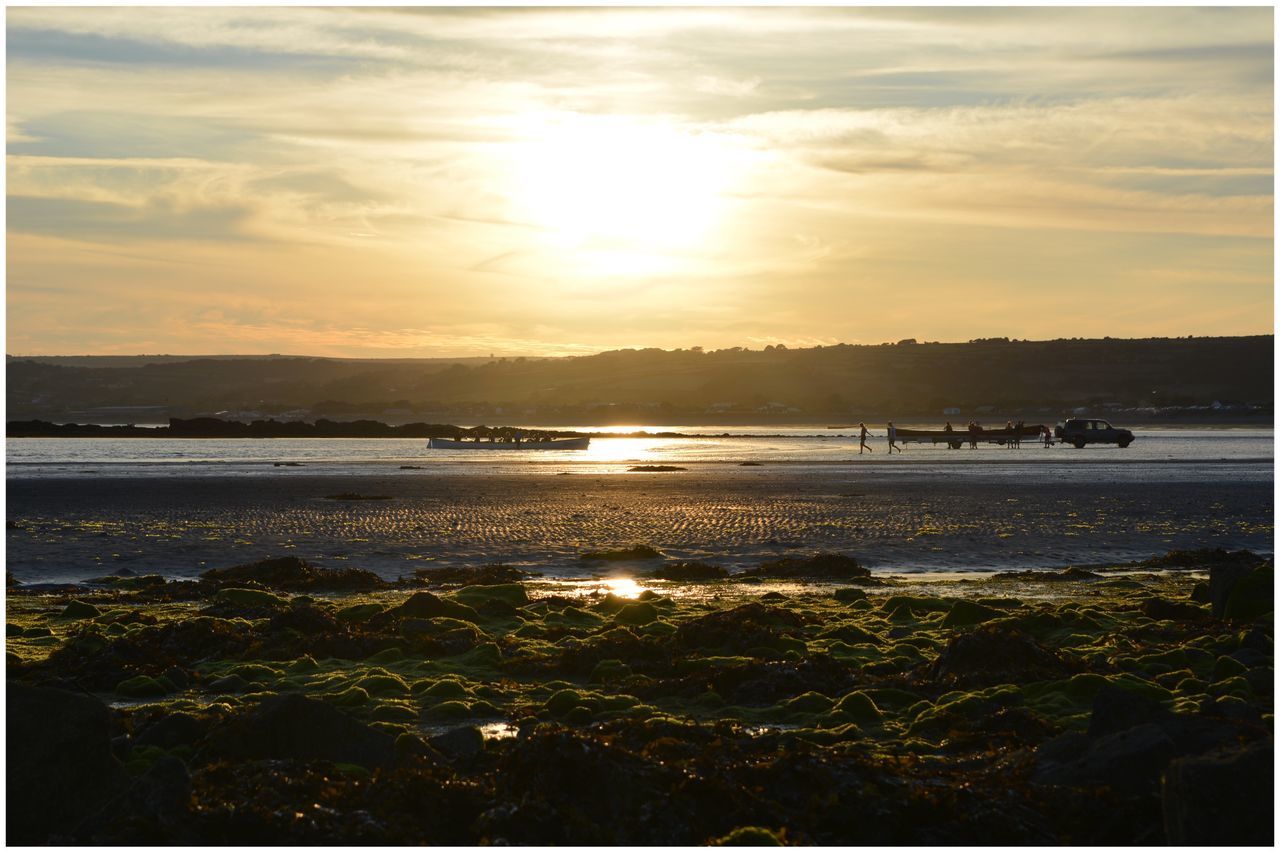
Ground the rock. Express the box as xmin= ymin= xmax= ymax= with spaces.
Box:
xmin=207 ymin=674 xmax=249 ymax=693
xmin=6 ymin=622 xmax=23 ymax=637
xmin=206 ymin=693 xmax=396 ymax=768
xmin=336 ymin=602 xmax=386 ymax=622
xmin=712 ymin=826 xmax=784 ymax=845
xmin=62 ymin=600 xmax=102 ymax=619
xmin=1140 ymin=597 xmax=1207 ymax=621
xmin=7 ymin=683 xmax=128 ymax=844
xmin=135 ymin=711 xmax=210 ymax=749
xmin=213 ymin=587 xmax=288 ymax=609
xmin=1034 ymin=723 xmax=1178 ymax=793
xmin=453 ymin=583 xmax=530 ymax=607
xmin=1088 ymin=684 xmax=1167 ymax=738
xmin=615 ymin=601 xmax=658 ymax=626
xmin=1227 ymin=647 xmax=1267 ymax=669
xmin=647 ymin=561 xmax=729 ymax=581
xmin=114 ymin=675 xmax=174 ymax=698
xmin=1210 ymin=562 xmax=1258 ymax=619
xmin=388 ymin=591 xmax=479 ymax=622
xmin=413 ymin=563 xmax=534 ymax=587
xmin=1163 ymin=740 xmax=1273 ymax=845
xmin=928 ymin=624 xmax=1071 ymax=685
xmin=1189 ymin=582 xmax=1210 ymax=603
xmin=941 ymin=600 xmax=1002 ymax=628
xmin=201 ymin=555 xmax=388 ymax=592
xmin=673 ymin=603 xmax=805 ymax=655
xmin=1222 ymin=564 xmax=1273 ymax=622
xmin=429 ymin=725 xmax=486 ymax=759
xmin=833 ymin=587 xmax=868 ymax=603
xmin=68 ymin=756 xmax=193 ymax=844
xmin=742 ymin=552 xmax=871 ymax=580
xmin=161 ymin=666 xmax=190 ymax=690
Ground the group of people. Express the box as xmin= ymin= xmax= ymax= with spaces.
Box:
xmin=857 ymin=422 xmax=905 ymax=454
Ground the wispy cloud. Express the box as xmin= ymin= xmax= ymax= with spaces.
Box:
xmin=6 ymin=6 xmax=1272 ymax=355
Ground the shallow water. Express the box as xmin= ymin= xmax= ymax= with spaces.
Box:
xmin=6 ymin=428 xmax=1272 ymax=584
xmin=6 ymin=427 xmax=1272 ymax=481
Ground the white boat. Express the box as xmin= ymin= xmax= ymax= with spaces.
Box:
xmin=427 ymin=436 xmax=590 ymax=450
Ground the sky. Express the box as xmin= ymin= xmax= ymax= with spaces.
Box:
xmin=5 ymin=6 xmax=1274 ymax=357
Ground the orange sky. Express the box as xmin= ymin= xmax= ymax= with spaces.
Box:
xmin=6 ymin=7 xmax=1274 ymax=356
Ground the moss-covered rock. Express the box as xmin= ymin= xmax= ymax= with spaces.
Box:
xmin=215 ymin=587 xmax=288 ymax=609
xmin=712 ymin=826 xmax=783 ymax=846
xmin=833 ymin=691 xmax=882 ymax=721
xmin=942 ymin=600 xmax=1002 ymax=628
xmin=336 ymin=602 xmax=385 ymax=622
xmin=615 ymin=601 xmax=659 ymax=626
xmin=1223 ymin=565 xmax=1273 ymax=622
xmin=115 ymin=675 xmax=173 ymax=698
xmin=61 ymin=600 xmax=102 ymax=619
xmin=453 ymin=583 xmax=529 ymax=607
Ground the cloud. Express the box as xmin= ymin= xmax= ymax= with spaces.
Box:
xmin=5 ymin=6 xmax=1273 ymax=354
xmin=7 ymin=195 xmax=257 ymax=243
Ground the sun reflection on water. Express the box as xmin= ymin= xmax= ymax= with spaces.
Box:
xmin=602 ymin=577 xmax=646 ymax=598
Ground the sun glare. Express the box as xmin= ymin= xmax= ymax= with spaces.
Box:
xmin=506 ymin=114 xmax=742 ymax=268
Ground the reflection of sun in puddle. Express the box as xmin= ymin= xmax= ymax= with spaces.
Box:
xmin=478 ymin=721 xmax=519 ymax=740
xmin=603 ymin=577 xmax=645 ymax=598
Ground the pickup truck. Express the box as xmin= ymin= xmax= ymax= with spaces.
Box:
xmin=1054 ymin=418 xmax=1134 ymax=449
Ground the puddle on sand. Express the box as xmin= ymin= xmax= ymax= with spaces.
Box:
xmin=478 ymin=721 xmax=519 ymax=740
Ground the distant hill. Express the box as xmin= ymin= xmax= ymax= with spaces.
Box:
xmin=6 ymin=336 xmax=1272 ymax=425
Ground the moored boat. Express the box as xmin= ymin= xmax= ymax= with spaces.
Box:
xmin=427 ymin=436 xmax=590 ymax=450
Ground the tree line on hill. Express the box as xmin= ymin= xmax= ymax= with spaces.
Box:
xmin=6 ymin=335 xmax=1272 ymax=425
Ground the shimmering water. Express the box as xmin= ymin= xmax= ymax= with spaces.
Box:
xmin=6 ymin=427 xmax=1272 ymax=482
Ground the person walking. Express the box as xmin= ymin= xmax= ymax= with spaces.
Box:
xmin=887 ymin=421 xmax=903 ymax=454
xmin=858 ymin=422 xmax=874 ymax=454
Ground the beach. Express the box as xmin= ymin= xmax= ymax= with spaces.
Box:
xmin=6 ymin=434 xmax=1274 ymax=844
xmin=7 ymin=549 xmax=1274 ymax=844
xmin=6 ymin=463 xmax=1273 ymax=583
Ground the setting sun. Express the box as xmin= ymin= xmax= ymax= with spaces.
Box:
xmin=505 ymin=113 xmax=745 ymax=272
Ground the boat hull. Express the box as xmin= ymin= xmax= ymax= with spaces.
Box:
xmin=427 ymin=436 xmax=590 ymax=450
xmin=895 ymin=426 xmax=1044 ymax=446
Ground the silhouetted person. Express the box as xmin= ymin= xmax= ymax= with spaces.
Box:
xmin=858 ymin=422 xmax=873 ymax=454
xmin=968 ymin=421 xmax=979 ymax=449
xmin=887 ymin=421 xmax=902 ymax=454
xmin=943 ymin=421 xmax=954 ymax=432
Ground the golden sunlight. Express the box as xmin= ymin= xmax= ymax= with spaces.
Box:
xmin=602 ymin=577 xmax=646 ymax=599
xmin=506 ymin=113 xmax=745 ymax=270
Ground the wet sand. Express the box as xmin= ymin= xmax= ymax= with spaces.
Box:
xmin=7 ymin=468 xmax=1272 ymax=582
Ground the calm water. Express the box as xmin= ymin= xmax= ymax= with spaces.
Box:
xmin=6 ymin=427 xmax=1273 ymax=582
xmin=6 ymin=427 xmax=1273 ymax=483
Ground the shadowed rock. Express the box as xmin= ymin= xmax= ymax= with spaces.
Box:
xmin=928 ymin=624 xmax=1071 ymax=685
xmin=1163 ymin=740 xmax=1274 ymax=845
xmin=7 ymin=683 xmax=128 ymax=844
xmin=387 ymin=591 xmax=480 ymax=622
xmin=201 ymin=556 xmax=387 ymax=592
xmin=647 ymin=561 xmax=730 ymax=581
xmin=205 ymin=693 xmax=397 ymax=769
xmin=741 ymin=552 xmax=872 ymax=581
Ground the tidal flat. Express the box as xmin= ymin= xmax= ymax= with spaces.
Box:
xmin=6 ymin=551 xmax=1273 ymax=845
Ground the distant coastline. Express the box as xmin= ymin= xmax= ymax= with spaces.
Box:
xmin=6 ymin=413 xmax=1272 ymax=439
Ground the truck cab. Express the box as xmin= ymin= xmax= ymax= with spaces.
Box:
xmin=1054 ymin=418 xmax=1134 ymax=449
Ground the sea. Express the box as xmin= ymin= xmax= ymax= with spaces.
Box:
xmin=6 ymin=426 xmax=1274 ymax=583
xmin=6 ymin=426 xmax=1274 ymax=482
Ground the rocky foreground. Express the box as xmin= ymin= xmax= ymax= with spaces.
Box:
xmin=6 ymin=551 xmax=1274 ymax=845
